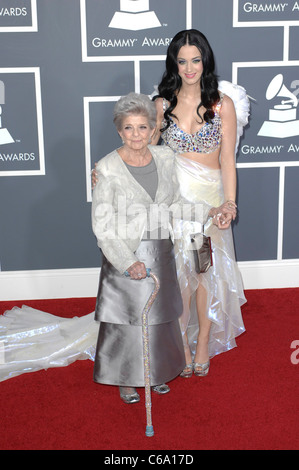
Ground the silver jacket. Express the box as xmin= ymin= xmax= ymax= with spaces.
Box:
xmin=92 ymin=145 xmax=211 ymax=273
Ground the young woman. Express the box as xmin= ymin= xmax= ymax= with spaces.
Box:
xmin=151 ymin=29 xmax=247 ymax=377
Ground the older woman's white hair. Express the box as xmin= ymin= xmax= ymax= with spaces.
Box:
xmin=113 ymin=92 xmax=157 ymax=131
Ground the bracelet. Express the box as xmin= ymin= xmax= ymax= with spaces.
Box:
xmin=226 ymin=200 xmax=237 ymax=208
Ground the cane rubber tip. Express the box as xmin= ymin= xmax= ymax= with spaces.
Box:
xmin=145 ymin=425 xmax=154 ymax=437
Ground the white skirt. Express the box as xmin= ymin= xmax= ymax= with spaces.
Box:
xmin=173 ymin=155 xmax=246 ymax=359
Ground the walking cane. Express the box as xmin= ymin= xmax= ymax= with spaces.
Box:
xmin=125 ymin=268 xmax=160 ymax=437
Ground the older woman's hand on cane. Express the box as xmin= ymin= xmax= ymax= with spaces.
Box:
xmin=126 ymin=261 xmax=147 ymax=280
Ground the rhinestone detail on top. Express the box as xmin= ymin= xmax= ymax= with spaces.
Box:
xmin=161 ymin=94 xmax=223 ymax=154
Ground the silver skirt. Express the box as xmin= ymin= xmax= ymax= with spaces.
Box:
xmin=93 ymin=239 xmax=185 ymax=386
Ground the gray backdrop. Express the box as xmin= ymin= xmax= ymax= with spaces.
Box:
xmin=0 ymin=0 xmax=298 ymax=284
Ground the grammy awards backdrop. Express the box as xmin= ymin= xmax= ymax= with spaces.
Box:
xmin=0 ymin=0 xmax=299 ymax=300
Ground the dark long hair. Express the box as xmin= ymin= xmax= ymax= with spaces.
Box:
xmin=154 ymin=29 xmax=219 ymax=130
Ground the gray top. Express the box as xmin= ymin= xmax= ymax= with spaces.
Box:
xmin=124 ymin=157 xmax=165 ymax=239
xmin=124 ymin=156 xmax=158 ymax=201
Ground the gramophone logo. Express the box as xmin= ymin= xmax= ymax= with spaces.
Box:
xmin=258 ymin=74 xmax=299 ymax=138
xmin=0 ymin=69 xmax=45 ymax=176
xmin=109 ymin=0 xmax=161 ymax=31
xmin=0 ymin=81 xmax=14 ymax=146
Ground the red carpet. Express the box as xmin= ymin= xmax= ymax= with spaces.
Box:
xmin=0 ymin=289 xmax=298 ymax=451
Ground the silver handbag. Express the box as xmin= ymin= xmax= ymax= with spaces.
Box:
xmin=190 ymin=231 xmax=213 ymax=274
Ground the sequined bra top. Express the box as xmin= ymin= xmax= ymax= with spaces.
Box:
xmin=161 ymin=93 xmax=224 ymax=154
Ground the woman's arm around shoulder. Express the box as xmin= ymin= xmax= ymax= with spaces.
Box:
xmin=219 ymin=94 xmax=237 ymax=204
xmin=92 ymin=150 xmax=118 ymax=187
xmin=151 ymin=97 xmax=165 ymax=145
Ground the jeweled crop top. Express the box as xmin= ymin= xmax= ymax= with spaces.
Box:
xmin=161 ymin=93 xmax=224 ymax=154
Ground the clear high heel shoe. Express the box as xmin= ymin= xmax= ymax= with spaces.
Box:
xmin=193 ymin=360 xmax=210 ymax=377
xmin=180 ymin=341 xmax=194 ymax=378
xmin=119 ymin=386 xmax=140 ymax=404
xmin=180 ymin=363 xmax=193 ymax=378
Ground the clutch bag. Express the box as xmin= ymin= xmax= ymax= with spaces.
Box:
xmin=190 ymin=232 xmax=213 ymax=274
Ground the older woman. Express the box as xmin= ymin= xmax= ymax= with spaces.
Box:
xmin=92 ymin=92 xmax=233 ymax=404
